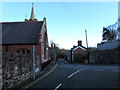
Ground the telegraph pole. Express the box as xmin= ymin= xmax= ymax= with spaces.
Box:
xmin=85 ymin=30 xmax=88 ymax=48
xmin=85 ymin=30 xmax=89 ymax=64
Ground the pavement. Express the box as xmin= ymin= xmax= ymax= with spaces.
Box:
xmin=20 ymin=61 xmax=58 ymax=89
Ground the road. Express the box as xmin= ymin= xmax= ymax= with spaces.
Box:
xmin=27 ymin=59 xmax=120 ymax=89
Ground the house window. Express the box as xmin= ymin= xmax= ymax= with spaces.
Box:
xmin=16 ymin=49 xmax=31 ymax=54
xmin=17 ymin=50 xmax=20 ymax=53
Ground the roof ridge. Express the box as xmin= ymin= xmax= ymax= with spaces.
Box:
xmin=0 ymin=21 xmax=43 ymax=24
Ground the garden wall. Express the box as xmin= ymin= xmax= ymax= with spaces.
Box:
xmin=89 ymin=47 xmax=120 ymax=64
xmin=2 ymin=52 xmax=41 ymax=89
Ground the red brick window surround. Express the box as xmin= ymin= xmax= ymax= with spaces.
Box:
xmin=16 ymin=48 xmax=31 ymax=54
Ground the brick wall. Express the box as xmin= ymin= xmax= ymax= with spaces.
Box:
xmin=72 ymin=48 xmax=87 ymax=63
xmin=2 ymin=43 xmax=49 ymax=64
xmin=2 ymin=44 xmax=41 ymax=54
xmin=2 ymin=52 xmax=41 ymax=89
xmin=73 ymin=48 xmax=87 ymax=55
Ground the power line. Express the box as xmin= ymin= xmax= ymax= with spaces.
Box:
xmin=61 ymin=2 xmax=79 ymax=23
xmin=59 ymin=1 xmax=85 ymax=28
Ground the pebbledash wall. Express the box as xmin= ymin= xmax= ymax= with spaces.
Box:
xmin=2 ymin=51 xmax=41 ymax=89
xmin=97 ymin=40 xmax=120 ymax=50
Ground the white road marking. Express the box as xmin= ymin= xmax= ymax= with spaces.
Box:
xmin=54 ymin=83 xmax=62 ymax=90
xmin=24 ymin=62 xmax=58 ymax=89
xmin=68 ymin=69 xmax=84 ymax=78
xmin=95 ymin=69 xmax=104 ymax=71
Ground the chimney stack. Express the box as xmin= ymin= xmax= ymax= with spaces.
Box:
xmin=78 ymin=40 xmax=82 ymax=46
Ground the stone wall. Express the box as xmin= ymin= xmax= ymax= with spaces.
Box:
xmin=2 ymin=52 xmax=41 ymax=89
xmin=89 ymin=47 xmax=120 ymax=64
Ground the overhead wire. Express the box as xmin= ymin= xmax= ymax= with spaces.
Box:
xmin=59 ymin=0 xmax=86 ymax=30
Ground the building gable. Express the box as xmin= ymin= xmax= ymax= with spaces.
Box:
xmin=73 ymin=46 xmax=86 ymax=51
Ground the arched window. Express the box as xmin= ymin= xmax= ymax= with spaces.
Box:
xmin=16 ymin=49 xmax=31 ymax=54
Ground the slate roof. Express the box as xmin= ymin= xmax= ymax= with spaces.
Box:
xmin=0 ymin=21 xmax=43 ymax=44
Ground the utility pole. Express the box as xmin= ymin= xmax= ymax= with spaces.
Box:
xmin=85 ymin=30 xmax=89 ymax=64
xmin=85 ymin=30 xmax=88 ymax=48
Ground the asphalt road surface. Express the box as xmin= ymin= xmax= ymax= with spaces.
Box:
xmin=27 ymin=59 xmax=120 ymax=89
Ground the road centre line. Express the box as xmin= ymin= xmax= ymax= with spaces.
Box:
xmin=54 ymin=83 xmax=62 ymax=90
xmin=68 ymin=69 xmax=84 ymax=78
